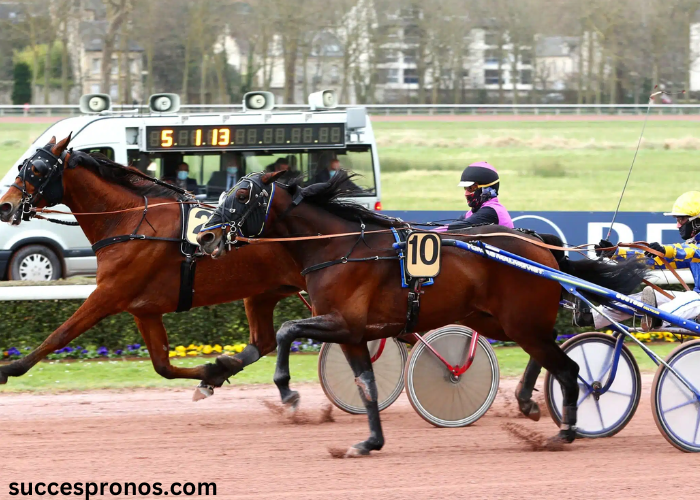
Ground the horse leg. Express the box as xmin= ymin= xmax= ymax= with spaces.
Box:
xmin=273 ymin=311 xmax=354 ymax=407
xmin=214 ymin=291 xmax=288 ymax=379
xmin=339 ymin=342 xmax=384 ymax=456
xmin=515 ymin=329 xmax=558 ymax=421
xmin=0 ymin=290 xmax=117 ymax=384
xmin=134 ymin=314 xmax=237 ymax=386
xmin=519 ymin=337 xmax=580 ymax=443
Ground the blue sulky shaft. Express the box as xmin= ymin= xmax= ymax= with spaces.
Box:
xmin=406 ymin=237 xmax=700 ymax=398
xmin=439 ymin=239 xmax=700 ymax=334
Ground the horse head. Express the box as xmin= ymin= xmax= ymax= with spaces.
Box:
xmin=0 ymin=134 xmax=73 ymax=225
xmin=197 ymin=170 xmax=287 ymax=258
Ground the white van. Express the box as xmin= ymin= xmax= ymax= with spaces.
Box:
xmin=0 ymin=91 xmax=382 ymax=280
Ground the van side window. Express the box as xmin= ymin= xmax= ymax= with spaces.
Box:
xmin=79 ymin=147 xmax=114 ymax=160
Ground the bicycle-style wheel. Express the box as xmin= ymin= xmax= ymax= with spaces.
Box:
xmin=318 ymin=338 xmax=408 ymax=415
xmin=651 ymin=339 xmax=700 ymax=452
xmin=404 ymin=325 xmax=499 ymax=428
xmin=544 ymin=332 xmax=641 ymax=438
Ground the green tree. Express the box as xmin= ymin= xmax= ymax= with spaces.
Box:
xmin=11 ymin=62 xmax=32 ymax=104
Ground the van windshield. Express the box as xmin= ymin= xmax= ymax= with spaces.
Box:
xmin=138 ymin=146 xmax=376 ymax=202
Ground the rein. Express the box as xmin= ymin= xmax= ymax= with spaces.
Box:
xmin=33 ymin=200 xmax=216 ymax=217
xmin=234 ymin=228 xmax=691 ymax=293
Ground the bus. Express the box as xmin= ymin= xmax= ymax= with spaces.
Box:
xmin=0 ymin=91 xmax=382 ymax=280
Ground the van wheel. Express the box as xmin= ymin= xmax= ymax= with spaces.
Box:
xmin=8 ymin=245 xmax=62 ymax=281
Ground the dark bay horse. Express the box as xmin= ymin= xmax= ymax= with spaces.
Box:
xmin=0 ymin=135 xmax=306 ymax=388
xmin=197 ymin=170 xmax=646 ymax=456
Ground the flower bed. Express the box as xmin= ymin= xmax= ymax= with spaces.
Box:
xmin=2 ymin=339 xmax=323 ymax=361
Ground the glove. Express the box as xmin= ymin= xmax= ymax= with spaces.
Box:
xmin=594 ymin=239 xmax=616 ymax=258
xmin=644 ymin=242 xmax=665 ymax=259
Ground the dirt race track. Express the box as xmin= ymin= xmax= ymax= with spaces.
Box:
xmin=2 ymin=376 xmax=699 ymax=499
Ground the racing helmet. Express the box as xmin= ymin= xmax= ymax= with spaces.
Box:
xmin=664 ymin=191 xmax=700 ymax=239
xmin=458 ymin=162 xmax=500 ymax=210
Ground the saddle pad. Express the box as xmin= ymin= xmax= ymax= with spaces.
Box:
xmin=392 ymin=228 xmax=434 ymax=288
xmin=184 ymin=205 xmax=215 ymax=246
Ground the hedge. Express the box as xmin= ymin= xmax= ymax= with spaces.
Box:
xmin=0 ymin=296 xmax=311 ymax=351
xmin=0 ymin=283 xmax=688 ymax=351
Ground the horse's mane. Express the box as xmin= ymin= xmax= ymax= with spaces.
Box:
xmin=71 ymin=151 xmax=187 ymax=201
xmin=285 ymin=170 xmax=405 ymax=229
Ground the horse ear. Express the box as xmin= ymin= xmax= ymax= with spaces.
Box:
xmin=48 ymin=136 xmax=57 ymax=145
xmin=261 ymin=170 xmax=286 ymax=185
xmin=51 ymin=132 xmax=72 ymax=156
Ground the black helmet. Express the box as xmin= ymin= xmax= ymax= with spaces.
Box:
xmin=458 ymin=161 xmax=500 ymax=193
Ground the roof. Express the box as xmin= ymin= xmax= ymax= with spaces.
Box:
xmin=536 ymin=36 xmax=579 ymax=58
xmin=311 ymin=31 xmax=344 ymax=57
xmin=0 ymin=2 xmax=22 ymax=21
xmin=80 ymin=21 xmax=144 ymax=52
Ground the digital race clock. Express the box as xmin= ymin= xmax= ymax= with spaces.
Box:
xmin=145 ymin=124 xmax=346 ymax=151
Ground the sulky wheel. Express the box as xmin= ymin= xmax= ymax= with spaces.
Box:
xmin=544 ymin=332 xmax=641 ymax=438
xmin=651 ymin=339 xmax=700 ymax=452
xmin=318 ymin=338 xmax=408 ymax=415
xmin=404 ymin=325 xmax=499 ymax=428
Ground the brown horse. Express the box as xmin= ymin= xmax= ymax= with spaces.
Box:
xmin=0 ymin=135 xmax=306 ymax=389
xmin=197 ymin=170 xmax=646 ymax=456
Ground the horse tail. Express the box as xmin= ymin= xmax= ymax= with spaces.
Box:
xmin=538 ymin=233 xmax=648 ymax=295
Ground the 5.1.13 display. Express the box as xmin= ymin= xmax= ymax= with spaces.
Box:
xmin=146 ymin=124 xmax=345 ymax=151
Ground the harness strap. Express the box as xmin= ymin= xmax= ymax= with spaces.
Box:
xmin=301 ymin=255 xmax=399 ymax=276
xmin=176 ymin=255 xmax=197 ymax=312
xmin=92 ymin=234 xmax=184 ymax=253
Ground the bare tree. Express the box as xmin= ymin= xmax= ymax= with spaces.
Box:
xmin=100 ymin=0 xmax=130 ymax=95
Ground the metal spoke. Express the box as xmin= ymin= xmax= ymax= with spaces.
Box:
xmin=581 ymin=344 xmax=595 ymax=383
xmin=577 ymin=387 xmax=593 ymax=407
xmin=606 ymin=389 xmax=633 ymax=398
xmin=595 ymin=397 xmax=605 ymax=429
xmin=663 ymin=399 xmax=697 ymax=414
xmin=596 ymin=345 xmax=615 ymax=383
xmin=694 ymin=407 xmax=700 ymax=445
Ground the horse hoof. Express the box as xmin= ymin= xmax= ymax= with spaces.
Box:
xmin=345 ymin=446 xmax=370 ymax=457
xmin=192 ymin=382 xmax=214 ymax=402
xmin=328 ymin=445 xmax=370 ymax=458
xmin=546 ymin=428 xmax=576 ymax=448
xmin=558 ymin=428 xmax=576 ymax=443
xmin=282 ymin=391 xmax=300 ymax=410
xmin=517 ymin=399 xmax=541 ymax=422
xmin=0 ymin=371 xmax=7 ymax=385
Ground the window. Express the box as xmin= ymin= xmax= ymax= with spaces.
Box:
xmin=91 ymin=58 xmax=101 ymax=75
xmin=520 ymin=69 xmax=532 ymax=85
xmin=404 ymin=25 xmax=421 ymax=42
xmin=404 ymin=68 xmax=418 ymax=84
xmin=329 ymin=66 xmax=340 ymax=85
xmin=386 ymin=68 xmax=399 ymax=83
xmin=90 ymin=84 xmax=100 ymax=93
xmin=386 ymin=26 xmax=400 ymax=39
xmin=380 ymin=49 xmax=399 ymax=64
xmin=484 ymin=69 xmax=501 ymax=85
xmin=130 ymin=58 xmax=139 ymax=74
xmin=403 ymin=49 xmax=417 ymax=64
xmin=80 ymin=147 xmax=114 ymax=160
xmin=484 ymin=32 xmax=498 ymax=46
xmin=520 ymin=50 xmax=533 ymax=65
xmin=110 ymin=84 xmax=118 ymax=98
xmin=484 ymin=49 xmax=498 ymax=64
xmin=111 ymin=59 xmax=118 ymax=75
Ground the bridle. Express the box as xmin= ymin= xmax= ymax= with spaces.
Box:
xmin=200 ymin=173 xmax=276 ymax=246
xmin=10 ymin=145 xmax=71 ymax=224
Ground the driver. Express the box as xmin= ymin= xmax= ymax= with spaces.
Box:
xmin=575 ymin=191 xmax=700 ymax=331
xmin=441 ymin=161 xmax=513 ymax=230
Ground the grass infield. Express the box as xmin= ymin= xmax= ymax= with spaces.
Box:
xmin=1 ymin=119 xmax=696 ymax=211
xmin=0 ymin=343 xmax=676 ymax=393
